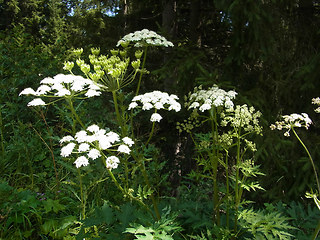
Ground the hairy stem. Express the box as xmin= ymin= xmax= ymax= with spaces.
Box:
xmin=135 ymin=46 xmax=148 ymax=96
xmin=292 ymin=127 xmax=320 ymax=194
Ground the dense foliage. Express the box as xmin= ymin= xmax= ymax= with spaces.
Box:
xmin=0 ymin=0 xmax=319 ymax=239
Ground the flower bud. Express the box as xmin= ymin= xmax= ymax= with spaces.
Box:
xmin=91 ymin=47 xmax=100 ymax=56
xmin=89 ymin=72 xmax=101 ymax=82
xmin=81 ymin=64 xmax=90 ymax=74
xmin=76 ymin=59 xmax=85 ymax=66
xmin=110 ymin=49 xmax=119 ymax=56
xmin=120 ymin=50 xmax=127 ymax=58
xmin=73 ymin=48 xmax=83 ymax=57
xmin=131 ymin=59 xmax=140 ymax=69
xmin=120 ymin=41 xmax=129 ymax=48
xmin=135 ymin=50 xmax=143 ymax=59
xmin=63 ymin=61 xmax=74 ymax=72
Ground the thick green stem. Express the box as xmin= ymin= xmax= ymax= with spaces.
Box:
xmin=135 ymin=46 xmax=148 ymax=96
xmin=210 ymin=108 xmax=220 ymax=226
xmin=312 ymin=220 xmax=320 ymax=240
xmin=112 ymin=91 xmax=123 ymax=131
xmin=145 ymin=111 xmax=157 ymax=146
xmin=292 ymin=127 xmax=320 ymax=193
xmin=234 ymin=128 xmax=241 ymax=232
xmin=78 ymin=168 xmax=86 ymax=220
xmin=67 ymin=98 xmax=86 ymax=130
xmin=225 ymin=150 xmax=230 ymax=229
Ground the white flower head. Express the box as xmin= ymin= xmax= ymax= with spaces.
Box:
xmin=59 ymin=135 xmax=74 ymax=144
xmin=270 ymin=113 xmax=312 ymax=137
xmin=19 ymin=88 xmax=36 ymax=96
xmin=27 ymin=98 xmax=46 ymax=107
xmin=88 ymin=149 xmax=101 ymax=160
xmin=60 ymin=126 xmax=133 ymax=168
xmin=117 ymin=144 xmax=131 ymax=154
xmin=74 ymin=156 xmax=89 ymax=168
xmin=129 ymin=90 xmax=181 ymax=120
xmin=106 ymin=156 xmax=120 ymax=169
xmin=61 ymin=143 xmax=76 ymax=157
xmin=78 ymin=143 xmax=90 ymax=152
xmin=87 ymin=124 xmax=100 ymax=133
xmin=150 ymin=113 xmax=162 ymax=122
xmin=117 ymin=29 xmax=174 ymax=48
xmin=186 ymin=85 xmax=237 ymax=112
xmin=122 ymin=137 xmax=134 ymax=147
xmin=20 ymin=74 xmax=102 ymax=107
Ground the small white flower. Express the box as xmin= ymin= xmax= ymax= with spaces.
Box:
xmin=117 ymin=144 xmax=131 ymax=154
xmin=142 ymin=102 xmax=153 ymax=110
xmin=150 ymin=113 xmax=162 ymax=122
xmin=61 ymin=143 xmax=76 ymax=157
xmin=88 ymin=149 xmax=101 ymax=160
xmin=199 ymin=103 xmax=211 ymax=112
xmin=27 ymin=98 xmax=46 ymax=106
xmin=98 ymin=135 xmax=112 ymax=150
xmin=122 ymin=137 xmax=134 ymax=147
xmin=74 ymin=156 xmax=89 ymax=168
xmin=106 ymin=156 xmax=120 ymax=169
xmin=35 ymin=85 xmax=51 ymax=95
xmin=78 ymin=143 xmax=90 ymax=152
xmin=85 ymin=89 xmax=101 ymax=97
xmin=59 ymin=135 xmax=74 ymax=144
xmin=128 ymin=102 xmax=138 ymax=110
xmin=19 ymin=88 xmax=36 ymax=96
xmin=106 ymin=131 xmax=120 ymax=144
xmin=87 ymin=124 xmax=100 ymax=133
xmin=75 ymin=130 xmax=88 ymax=143
xmin=55 ymin=88 xmax=71 ymax=96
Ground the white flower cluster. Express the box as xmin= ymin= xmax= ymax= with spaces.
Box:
xmin=117 ymin=29 xmax=174 ymax=48
xmin=312 ymin=97 xmax=320 ymax=113
xmin=60 ymin=124 xmax=134 ymax=169
xmin=19 ymin=74 xmax=102 ymax=106
xmin=221 ymin=104 xmax=263 ymax=135
xmin=270 ymin=113 xmax=312 ymax=137
xmin=185 ymin=85 xmax=237 ymax=112
xmin=128 ymin=91 xmax=181 ymax=122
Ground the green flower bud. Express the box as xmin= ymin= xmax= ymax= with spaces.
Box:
xmin=94 ymin=65 xmax=101 ymax=71
xmin=131 ymin=59 xmax=140 ymax=69
xmin=135 ymin=50 xmax=143 ymax=59
xmin=89 ymin=72 xmax=101 ymax=82
xmin=110 ymin=49 xmax=119 ymax=56
xmin=63 ymin=61 xmax=74 ymax=72
xmin=120 ymin=50 xmax=127 ymax=58
xmin=91 ymin=47 xmax=100 ymax=56
xmin=80 ymin=64 xmax=90 ymax=74
xmin=73 ymin=48 xmax=83 ymax=57
xmin=76 ymin=59 xmax=85 ymax=66
xmin=109 ymin=68 xmax=122 ymax=79
xmin=120 ymin=41 xmax=129 ymax=48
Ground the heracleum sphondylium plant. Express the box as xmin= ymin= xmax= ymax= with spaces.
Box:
xmin=178 ymin=85 xmax=264 ymax=234
xmin=19 ymin=30 xmax=178 ymax=233
xmin=270 ymin=105 xmax=320 ymax=239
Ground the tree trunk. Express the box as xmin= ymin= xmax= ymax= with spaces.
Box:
xmin=190 ymin=0 xmax=201 ymax=47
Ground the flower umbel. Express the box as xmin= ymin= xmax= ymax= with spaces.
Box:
xmin=270 ymin=113 xmax=312 ymax=137
xmin=312 ymin=97 xmax=320 ymax=113
xmin=19 ymin=74 xmax=102 ymax=106
xmin=117 ymin=29 xmax=174 ymax=48
xmin=129 ymin=90 xmax=181 ymax=122
xmin=59 ymin=124 xmax=134 ymax=169
xmin=185 ymin=85 xmax=237 ymax=112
